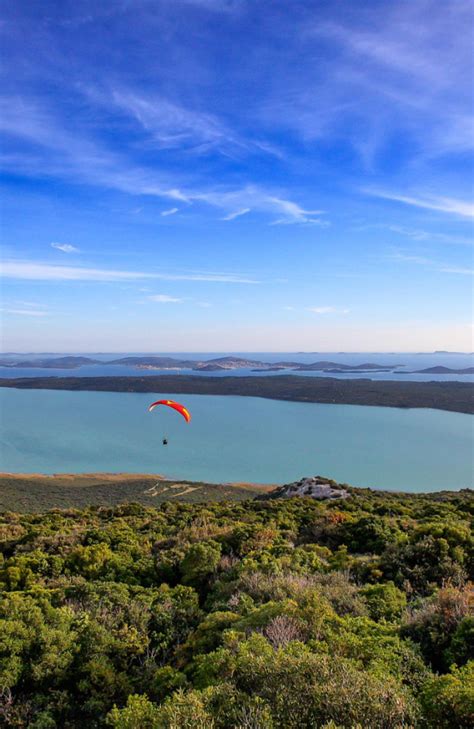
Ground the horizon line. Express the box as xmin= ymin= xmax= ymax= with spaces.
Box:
xmin=1 ymin=350 xmax=472 ymax=356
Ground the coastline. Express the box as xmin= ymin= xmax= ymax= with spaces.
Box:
xmin=1 ymin=374 xmax=472 ymax=414
xmin=0 ymin=472 xmax=276 ymax=490
xmin=0 ymin=473 xmax=276 ymax=512
xmin=1 ymin=472 xmax=471 ymax=515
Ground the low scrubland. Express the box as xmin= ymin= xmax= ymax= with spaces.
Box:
xmin=0 ymin=487 xmax=473 ymax=727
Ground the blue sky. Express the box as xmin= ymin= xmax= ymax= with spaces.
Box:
xmin=1 ymin=0 xmax=473 ymax=352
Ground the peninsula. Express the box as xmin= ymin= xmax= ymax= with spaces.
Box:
xmin=1 ymin=374 xmax=472 ymax=413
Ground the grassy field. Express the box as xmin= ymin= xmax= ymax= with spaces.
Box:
xmin=0 ymin=473 xmax=275 ymax=512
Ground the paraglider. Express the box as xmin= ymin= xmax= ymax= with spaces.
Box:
xmin=148 ymin=399 xmax=191 ymax=445
xmin=148 ymin=399 xmax=191 ymax=422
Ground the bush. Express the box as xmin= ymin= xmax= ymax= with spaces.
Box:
xmin=420 ymin=661 xmax=474 ymax=728
xmin=361 ymin=581 xmax=407 ymax=621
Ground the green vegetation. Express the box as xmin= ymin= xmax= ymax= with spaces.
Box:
xmin=1 ymin=487 xmax=473 ymax=727
xmin=1 ymin=373 xmax=473 ymax=413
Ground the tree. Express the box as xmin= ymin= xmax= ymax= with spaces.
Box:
xmin=361 ymin=581 xmax=407 ymax=621
xmin=180 ymin=541 xmax=222 ymax=589
xmin=420 ymin=661 xmax=474 ymax=728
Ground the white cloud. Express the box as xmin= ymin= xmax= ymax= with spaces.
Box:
xmin=366 ymin=190 xmax=474 ymax=219
xmin=111 ymin=90 xmax=230 ymax=152
xmin=11 ymin=300 xmax=47 ymax=308
xmin=194 ymin=186 xmax=325 ymax=225
xmin=0 ymin=97 xmax=318 ymax=225
xmin=372 ymin=224 xmax=473 ymax=246
xmin=221 ymin=208 xmax=250 ymax=221
xmin=51 ymin=242 xmax=79 ymax=253
xmin=106 ymin=86 xmax=280 ymax=160
xmin=267 ymin=197 xmax=325 ymax=225
xmin=389 ymin=251 xmax=474 ymax=275
xmin=271 ymin=216 xmax=329 ymax=227
xmin=390 ymin=253 xmax=434 ymax=266
xmin=148 ymin=294 xmax=183 ymax=303
xmin=161 ymin=207 xmax=179 ymax=217
xmin=439 ymin=265 xmax=474 ymax=275
xmin=0 ymin=260 xmax=260 ymax=284
xmin=1 ymin=308 xmax=48 ymax=317
xmin=308 ymin=306 xmax=350 ymax=314
xmin=177 ymin=0 xmax=243 ymax=10
xmin=260 ymin=1 xmax=473 ymax=171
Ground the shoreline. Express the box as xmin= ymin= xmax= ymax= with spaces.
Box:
xmin=0 ymin=473 xmax=277 ymax=512
xmin=0 ymin=472 xmax=276 ymax=491
xmin=1 ymin=373 xmax=472 ymax=414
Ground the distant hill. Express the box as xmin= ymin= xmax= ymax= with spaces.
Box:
xmin=292 ymin=361 xmax=400 ymax=372
xmin=255 ymin=361 xmax=400 ymax=373
xmin=410 ymin=366 xmax=474 ymax=375
xmin=0 ymin=354 xmax=402 ymax=372
xmin=0 ymin=356 xmax=100 ymax=368
xmin=2 ymin=355 xmax=472 ymax=376
xmin=107 ymin=356 xmax=198 ymax=368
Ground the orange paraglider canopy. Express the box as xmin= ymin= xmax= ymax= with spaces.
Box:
xmin=148 ymin=399 xmax=191 ymax=422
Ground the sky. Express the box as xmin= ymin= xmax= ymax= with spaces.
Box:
xmin=0 ymin=0 xmax=473 ymax=352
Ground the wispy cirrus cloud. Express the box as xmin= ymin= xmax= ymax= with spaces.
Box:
xmin=382 ymin=225 xmax=472 ymax=246
xmin=0 ymin=260 xmax=260 ymax=284
xmin=267 ymin=197 xmax=326 ymax=226
xmin=83 ymin=83 xmax=281 ymax=160
xmin=110 ymin=90 xmax=237 ymax=155
xmin=160 ymin=207 xmax=179 ymax=217
xmin=438 ymin=265 xmax=474 ymax=275
xmin=307 ymin=306 xmax=350 ymax=315
xmin=177 ymin=0 xmax=244 ymax=10
xmin=221 ymin=208 xmax=250 ymax=221
xmin=0 ymin=96 xmax=318 ymax=225
xmin=365 ymin=190 xmax=474 ymax=219
xmin=390 ymin=251 xmax=473 ymax=275
xmin=354 ymin=223 xmax=473 ymax=246
xmin=51 ymin=242 xmax=79 ymax=253
xmin=1 ymin=308 xmax=49 ymax=317
xmin=194 ymin=187 xmax=325 ymax=225
xmin=261 ymin=0 xmax=473 ymax=172
xmin=0 ymin=95 xmax=191 ymax=202
xmin=148 ymin=294 xmax=183 ymax=303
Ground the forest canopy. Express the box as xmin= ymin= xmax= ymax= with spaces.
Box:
xmin=1 ymin=487 xmax=473 ymax=727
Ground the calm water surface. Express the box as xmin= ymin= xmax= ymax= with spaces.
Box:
xmin=1 ymin=389 xmax=472 ymax=491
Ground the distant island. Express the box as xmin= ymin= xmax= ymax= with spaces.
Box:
xmin=0 ymin=355 xmax=101 ymax=369
xmin=0 ymin=354 xmax=402 ymax=372
xmin=2 ymin=354 xmax=473 ymax=374
xmin=407 ymin=366 xmax=474 ymax=375
xmin=1 ymin=374 xmax=472 ymax=413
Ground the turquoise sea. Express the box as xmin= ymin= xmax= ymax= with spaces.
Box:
xmin=1 ymin=389 xmax=472 ymax=491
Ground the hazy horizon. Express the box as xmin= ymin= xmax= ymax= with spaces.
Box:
xmin=1 ymin=349 xmax=473 ymax=356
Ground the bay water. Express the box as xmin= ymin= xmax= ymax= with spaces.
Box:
xmin=1 ymin=388 xmax=472 ymax=492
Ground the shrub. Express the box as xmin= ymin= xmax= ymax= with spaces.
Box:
xmin=420 ymin=661 xmax=474 ymax=728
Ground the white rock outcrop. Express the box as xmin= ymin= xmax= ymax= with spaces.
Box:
xmin=272 ymin=476 xmax=350 ymax=500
